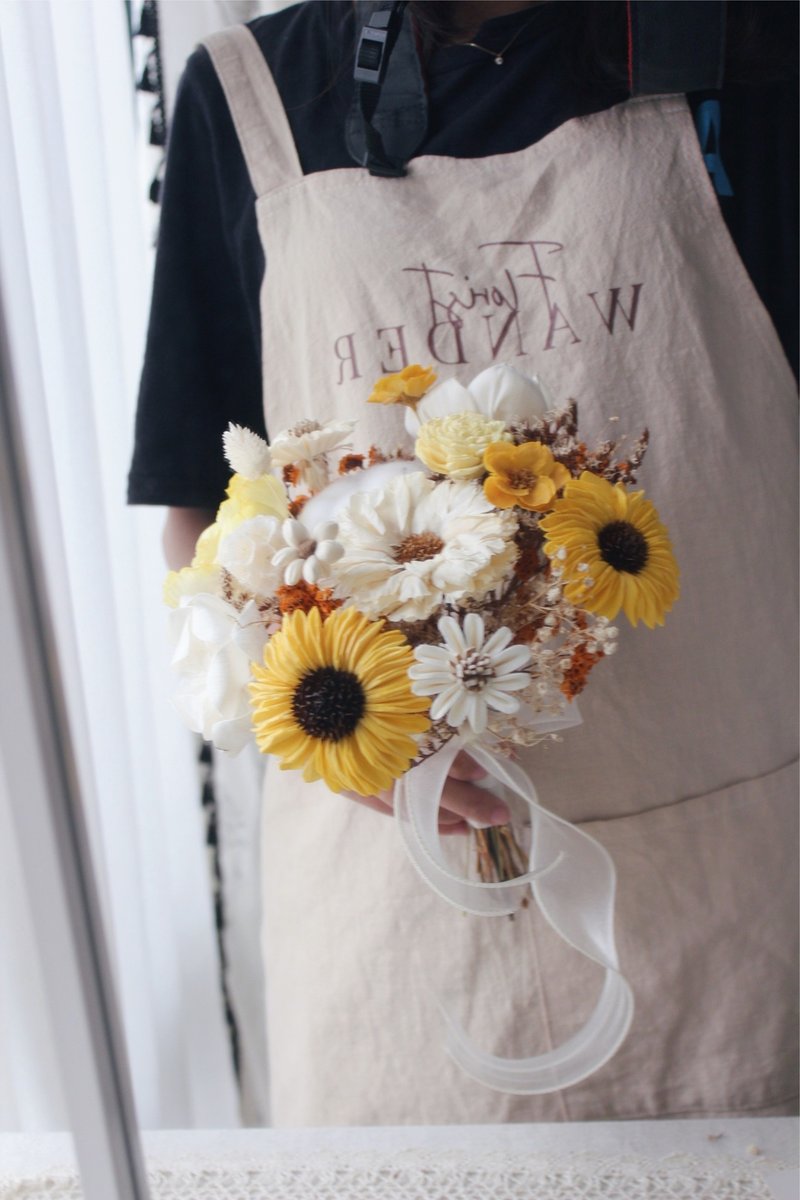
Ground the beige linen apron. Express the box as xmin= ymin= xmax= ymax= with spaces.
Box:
xmin=204 ymin=26 xmax=798 ymax=1126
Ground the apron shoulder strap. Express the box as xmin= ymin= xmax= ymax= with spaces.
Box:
xmin=201 ymin=25 xmax=303 ymax=196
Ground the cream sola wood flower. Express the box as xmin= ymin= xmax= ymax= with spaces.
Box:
xmin=409 ymin=614 xmax=532 ymax=736
xmin=269 ymin=418 xmax=356 ymax=493
xmin=415 ymin=411 xmax=510 ymax=480
xmin=332 ymin=472 xmax=519 ymax=622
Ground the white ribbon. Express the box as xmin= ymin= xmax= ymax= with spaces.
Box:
xmin=393 ymin=734 xmax=634 ymax=1094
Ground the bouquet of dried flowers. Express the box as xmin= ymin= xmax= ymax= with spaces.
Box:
xmin=165 ymin=362 xmax=678 ymax=889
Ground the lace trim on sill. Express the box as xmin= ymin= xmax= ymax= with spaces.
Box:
xmin=0 ymin=1149 xmax=793 ymax=1199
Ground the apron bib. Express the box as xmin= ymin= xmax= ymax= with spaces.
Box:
xmin=205 ymin=26 xmax=798 ymax=1126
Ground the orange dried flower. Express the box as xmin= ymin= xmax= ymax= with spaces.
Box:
xmin=368 ymin=445 xmax=387 ymax=466
xmin=277 ymin=580 xmax=342 ymax=619
xmin=282 ymin=463 xmax=300 ymax=486
xmin=288 ymin=494 xmax=310 ymax=518
xmin=368 ymin=364 xmax=437 ymax=407
xmin=560 ymin=644 xmax=604 ymax=700
xmin=339 ymin=453 xmax=365 ymax=474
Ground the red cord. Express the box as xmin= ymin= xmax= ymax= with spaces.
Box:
xmin=626 ymin=0 xmax=634 ymax=94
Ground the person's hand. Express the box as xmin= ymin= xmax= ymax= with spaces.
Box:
xmin=343 ymin=750 xmax=509 ymax=835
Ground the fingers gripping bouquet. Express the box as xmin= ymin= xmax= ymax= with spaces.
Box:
xmin=165 ymin=363 xmax=679 ymax=1093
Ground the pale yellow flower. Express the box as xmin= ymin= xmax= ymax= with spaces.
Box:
xmin=163 ymin=563 xmax=221 ymax=608
xmin=216 ymin=472 xmax=288 ymax=539
xmin=192 ymin=522 xmax=222 ymax=569
xmin=368 ymin=364 xmax=438 ymax=407
xmin=166 ymin=471 xmax=288 ymax=603
xmin=415 ymin=412 xmax=510 ymax=480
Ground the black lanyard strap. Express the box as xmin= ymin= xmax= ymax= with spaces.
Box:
xmin=349 ymin=0 xmax=427 ymax=177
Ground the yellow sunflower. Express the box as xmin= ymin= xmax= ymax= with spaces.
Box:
xmin=539 ymin=471 xmax=679 ymax=628
xmin=483 ymin=440 xmax=571 ymax=511
xmin=368 ymin=363 xmax=437 ymax=407
xmin=250 ymin=606 xmax=431 ymax=796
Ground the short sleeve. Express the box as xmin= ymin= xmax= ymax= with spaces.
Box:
xmin=127 ymin=47 xmax=267 ymax=508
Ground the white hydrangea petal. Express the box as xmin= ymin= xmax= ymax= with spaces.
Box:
xmin=168 ymin=594 xmax=262 ymax=755
xmin=210 ymin=715 xmax=253 ymax=756
xmin=188 ymin=596 xmax=236 ymax=644
xmin=234 ymin=621 xmax=270 ymax=664
xmin=217 ymin=515 xmax=287 ymax=597
xmin=206 ymin=647 xmax=245 ymax=714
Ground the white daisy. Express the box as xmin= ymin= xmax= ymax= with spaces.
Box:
xmin=222 ymin=423 xmax=271 ymax=479
xmin=405 ymin=364 xmax=555 ymax=436
xmin=271 ymin=518 xmax=344 ymax=585
xmin=409 ymin=614 xmax=531 ymax=735
xmin=332 ymin=472 xmax=518 ymax=622
xmin=269 ymin=418 xmax=355 ymax=493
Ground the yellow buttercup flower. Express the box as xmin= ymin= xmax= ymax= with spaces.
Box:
xmin=368 ymin=364 xmax=437 ymax=407
xmin=250 ymin=606 xmax=430 ymax=796
xmin=539 ymin=471 xmax=679 ymax=628
xmin=483 ymin=440 xmax=571 ymax=511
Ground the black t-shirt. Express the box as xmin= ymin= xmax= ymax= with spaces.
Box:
xmin=127 ymin=0 xmax=798 ymax=509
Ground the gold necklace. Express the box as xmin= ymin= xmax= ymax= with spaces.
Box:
xmin=462 ymin=11 xmax=540 ymax=65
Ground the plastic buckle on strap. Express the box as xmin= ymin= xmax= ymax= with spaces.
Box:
xmin=354 ymin=26 xmax=390 ymax=85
